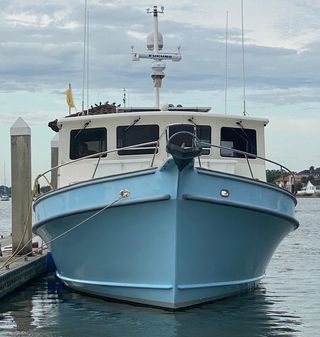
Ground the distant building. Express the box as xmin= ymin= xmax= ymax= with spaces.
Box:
xmin=294 ymin=166 xmax=320 ymax=195
xmin=297 ymin=167 xmax=320 ymax=179
xmin=273 ymin=175 xmax=295 ymax=192
xmin=296 ymin=180 xmax=320 ymax=196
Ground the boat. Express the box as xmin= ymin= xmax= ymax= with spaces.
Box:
xmin=0 ymin=193 xmax=9 ymax=202
xmin=32 ymin=6 xmax=299 ymax=309
xmin=1 ymin=164 xmax=10 ymax=201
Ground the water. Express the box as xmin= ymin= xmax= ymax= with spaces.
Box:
xmin=0 ymin=198 xmax=319 ymax=337
xmin=0 ymin=200 xmax=11 ymax=237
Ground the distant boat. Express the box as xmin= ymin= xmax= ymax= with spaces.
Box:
xmin=32 ymin=6 xmax=299 ymax=309
xmin=1 ymin=163 xmax=10 ymax=201
xmin=0 ymin=195 xmax=9 ymax=202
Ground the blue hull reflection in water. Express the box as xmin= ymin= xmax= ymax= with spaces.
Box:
xmin=0 ymin=275 xmax=301 ymax=337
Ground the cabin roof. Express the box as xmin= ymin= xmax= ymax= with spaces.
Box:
xmin=49 ymin=103 xmax=269 ymax=132
xmin=59 ymin=110 xmax=269 ymax=125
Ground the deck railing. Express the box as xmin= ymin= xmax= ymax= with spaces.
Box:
xmin=33 ymin=129 xmax=296 ymax=197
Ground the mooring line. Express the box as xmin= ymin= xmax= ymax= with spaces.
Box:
xmin=0 ymin=190 xmax=129 ymax=271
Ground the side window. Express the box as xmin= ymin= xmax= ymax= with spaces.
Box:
xmin=70 ymin=127 xmax=107 ymax=159
xmin=220 ymin=127 xmax=257 ymax=158
xmin=117 ymin=125 xmax=159 ymax=155
xmin=168 ymin=124 xmax=211 ymax=155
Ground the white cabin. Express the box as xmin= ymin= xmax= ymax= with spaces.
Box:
xmin=51 ymin=107 xmax=268 ymax=188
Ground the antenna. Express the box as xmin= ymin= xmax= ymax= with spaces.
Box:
xmin=225 ymin=11 xmax=229 ymax=115
xmin=132 ymin=6 xmax=182 ymax=108
xmin=241 ymin=0 xmax=247 ymax=116
xmin=86 ymin=11 xmax=90 ymax=114
xmin=82 ymin=0 xmax=87 ymax=113
xmin=123 ymin=88 xmax=127 ymax=107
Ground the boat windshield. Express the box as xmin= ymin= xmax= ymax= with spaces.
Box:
xmin=69 ymin=127 xmax=107 ymax=159
xmin=167 ymin=124 xmax=211 ymax=155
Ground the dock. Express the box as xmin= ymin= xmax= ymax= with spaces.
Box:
xmin=0 ymin=236 xmax=49 ymax=300
xmin=0 ymin=117 xmax=51 ymax=300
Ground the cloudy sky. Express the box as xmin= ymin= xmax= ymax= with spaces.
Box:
xmin=0 ymin=0 xmax=319 ymax=183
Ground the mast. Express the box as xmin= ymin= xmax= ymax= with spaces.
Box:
xmin=132 ymin=6 xmax=182 ymax=108
xmin=81 ymin=0 xmax=87 ymax=113
xmin=3 ymin=163 xmax=6 ymax=187
xmin=151 ymin=6 xmax=161 ymax=107
xmin=241 ymin=0 xmax=247 ymax=116
xmin=225 ymin=11 xmax=229 ymax=115
xmin=3 ymin=163 xmax=7 ymax=195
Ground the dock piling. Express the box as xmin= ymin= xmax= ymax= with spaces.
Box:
xmin=10 ymin=117 xmax=32 ymax=255
xmin=50 ymin=134 xmax=59 ymax=189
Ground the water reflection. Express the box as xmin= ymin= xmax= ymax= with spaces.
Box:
xmin=0 ymin=200 xmax=11 ymax=237
xmin=0 ymin=275 xmax=301 ymax=337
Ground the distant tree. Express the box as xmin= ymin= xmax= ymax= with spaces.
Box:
xmin=0 ymin=185 xmax=11 ymax=196
xmin=295 ymin=181 xmax=302 ymax=191
xmin=266 ymin=169 xmax=288 ymax=183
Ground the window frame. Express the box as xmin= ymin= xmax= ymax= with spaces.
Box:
xmin=220 ymin=126 xmax=257 ymax=159
xmin=69 ymin=127 xmax=108 ymax=160
xmin=116 ymin=124 xmax=160 ymax=156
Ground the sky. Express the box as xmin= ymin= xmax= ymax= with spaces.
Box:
xmin=0 ymin=0 xmax=319 ymax=184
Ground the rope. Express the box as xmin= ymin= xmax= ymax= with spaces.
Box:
xmin=44 ymin=194 xmax=125 ymax=247
xmin=0 ymin=192 xmax=35 ymax=271
xmin=0 ymin=190 xmax=128 ymax=271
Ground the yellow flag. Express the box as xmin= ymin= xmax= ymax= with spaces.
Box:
xmin=64 ymin=85 xmax=75 ymax=108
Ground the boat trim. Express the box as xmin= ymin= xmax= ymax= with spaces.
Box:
xmin=57 ymin=272 xmax=264 ymax=290
xmin=183 ymin=194 xmax=299 ymax=229
xmin=196 ymin=167 xmax=297 ymax=204
xmin=33 ymin=194 xmax=171 ymax=232
xmin=177 ymin=274 xmax=265 ymax=289
xmin=57 ymin=272 xmax=173 ymax=289
xmin=33 ymin=168 xmax=157 ymax=208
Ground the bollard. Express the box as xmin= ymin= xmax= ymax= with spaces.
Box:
xmin=50 ymin=134 xmax=59 ymax=190
xmin=10 ymin=117 xmax=32 ymax=255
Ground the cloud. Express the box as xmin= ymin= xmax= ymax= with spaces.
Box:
xmin=0 ymin=1 xmax=319 ymax=176
xmin=0 ymin=1 xmax=318 ymax=108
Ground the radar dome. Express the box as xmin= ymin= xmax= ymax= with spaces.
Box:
xmin=147 ymin=32 xmax=163 ymax=51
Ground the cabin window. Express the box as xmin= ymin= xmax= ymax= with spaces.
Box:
xmin=69 ymin=127 xmax=107 ymax=159
xmin=117 ymin=125 xmax=159 ymax=155
xmin=168 ymin=124 xmax=211 ymax=155
xmin=220 ymin=127 xmax=257 ymax=158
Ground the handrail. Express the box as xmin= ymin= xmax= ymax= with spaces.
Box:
xmin=33 ymin=140 xmax=159 ymax=198
xmin=33 ymin=126 xmax=296 ymax=197
xmin=202 ymin=141 xmax=296 ymax=189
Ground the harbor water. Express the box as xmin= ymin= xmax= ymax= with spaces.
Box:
xmin=0 ymin=198 xmax=319 ymax=336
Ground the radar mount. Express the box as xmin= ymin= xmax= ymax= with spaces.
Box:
xmin=132 ymin=6 xmax=182 ymax=108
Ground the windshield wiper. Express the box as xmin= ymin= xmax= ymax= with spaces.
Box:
xmin=124 ymin=117 xmax=141 ymax=132
xmin=75 ymin=121 xmax=91 ymax=139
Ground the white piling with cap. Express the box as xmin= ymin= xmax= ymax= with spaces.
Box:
xmin=50 ymin=134 xmax=59 ymax=189
xmin=10 ymin=117 xmax=32 ymax=255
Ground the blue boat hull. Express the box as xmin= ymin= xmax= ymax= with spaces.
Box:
xmin=33 ymin=159 xmax=298 ymax=308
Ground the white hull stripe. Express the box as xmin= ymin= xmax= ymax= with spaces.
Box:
xmin=57 ymin=272 xmax=265 ymax=290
